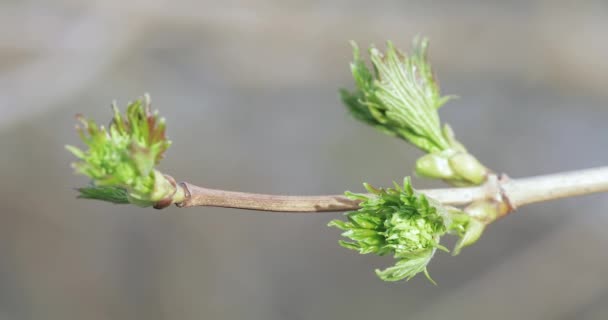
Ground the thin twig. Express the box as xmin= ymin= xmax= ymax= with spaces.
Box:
xmin=502 ymin=166 xmax=608 ymax=208
xmin=177 ymin=184 xmax=357 ymax=212
xmin=175 ymin=166 xmax=608 ymax=213
xmin=176 ymin=183 xmax=486 ymax=211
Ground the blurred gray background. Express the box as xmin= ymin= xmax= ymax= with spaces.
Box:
xmin=1 ymin=0 xmax=608 ymax=319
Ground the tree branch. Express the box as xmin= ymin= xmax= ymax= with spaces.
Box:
xmin=501 ymin=166 xmax=608 ymax=208
xmin=175 ymin=166 xmax=608 ymax=213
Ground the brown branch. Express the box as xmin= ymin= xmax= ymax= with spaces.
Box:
xmin=173 ymin=166 xmax=608 ymax=213
xmin=177 ymin=183 xmax=358 ymax=212
xmin=176 ymin=183 xmax=488 ymax=212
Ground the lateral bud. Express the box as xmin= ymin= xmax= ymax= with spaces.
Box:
xmin=452 ymin=199 xmax=502 ymax=255
xmin=453 ymin=218 xmax=485 ymax=255
xmin=465 ymin=200 xmax=500 ymax=223
xmin=449 ymin=152 xmax=487 ymax=185
xmin=415 ymin=149 xmax=488 ymax=186
xmin=415 ymin=152 xmax=455 ymax=180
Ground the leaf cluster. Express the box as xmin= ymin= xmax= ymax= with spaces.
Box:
xmin=340 ymin=38 xmax=452 ymax=153
xmin=66 ymin=94 xmax=172 ymax=206
xmin=329 ymin=178 xmax=451 ymax=282
xmin=341 ymin=39 xmax=488 ymax=186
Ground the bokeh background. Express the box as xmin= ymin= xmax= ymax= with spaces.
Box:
xmin=2 ymin=1 xmax=608 ymax=319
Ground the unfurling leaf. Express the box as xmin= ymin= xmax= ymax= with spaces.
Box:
xmin=66 ymin=94 xmax=181 ymax=207
xmin=341 ymin=39 xmax=488 ymax=186
xmin=375 ymin=249 xmax=436 ymax=283
xmin=341 ymin=38 xmax=452 ymax=153
xmin=329 ymin=177 xmax=490 ymax=282
xmin=328 ymin=178 xmax=447 ymax=282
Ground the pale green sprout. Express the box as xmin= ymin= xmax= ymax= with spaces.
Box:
xmin=66 ymin=94 xmax=183 ymax=207
xmin=328 ymin=178 xmax=484 ymax=283
xmin=341 ymin=38 xmax=488 ymax=186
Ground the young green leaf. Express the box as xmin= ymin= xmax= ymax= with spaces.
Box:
xmin=341 ymin=38 xmax=451 ymax=153
xmin=375 ymin=249 xmax=437 ymax=283
xmin=66 ymin=94 xmax=183 ymax=207
xmin=329 ymin=177 xmax=490 ymax=283
xmin=76 ymin=185 xmax=130 ymax=204
xmin=341 ymin=38 xmax=489 ymax=186
xmin=328 ymin=178 xmax=447 ymax=282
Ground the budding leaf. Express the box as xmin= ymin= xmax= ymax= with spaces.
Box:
xmin=329 ymin=177 xmax=490 ymax=283
xmin=66 ymin=94 xmax=176 ymax=207
xmin=342 ymin=38 xmax=489 ymax=186
xmin=341 ymin=38 xmax=452 ymax=153
xmin=328 ymin=177 xmax=448 ymax=282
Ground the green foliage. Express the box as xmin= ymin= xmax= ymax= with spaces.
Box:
xmin=341 ymin=38 xmax=452 ymax=153
xmin=330 ymin=179 xmax=439 ymax=282
xmin=341 ymin=38 xmax=488 ymax=186
xmin=76 ymin=185 xmax=129 ymax=204
xmin=329 ymin=178 xmax=489 ymax=283
xmin=66 ymin=94 xmax=177 ymax=207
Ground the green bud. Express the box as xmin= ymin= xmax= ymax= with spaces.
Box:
xmin=149 ymin=170 xmax=176 ymax=202
xmin=448 ymin=152 xmax=487 ymax=185
xmin=415 ymin=153 xmax=455 ymax=180
xmin=67 ymin=94 xmax=180 ymax=208
xmin=329 ymin=178 xmax=448 ymax=282
xmin=464 ymin=200 xmax=499 ymax=223
xmin=415 ymin=149 xmax=487 ymax=186
xmin=450 ymin=200 xmax=502 ymax=255
xmin=453 ymin=218 xmax=485 ymax=256
xmin=329 ymin=178 xmax=500 ymax=281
